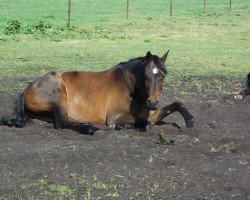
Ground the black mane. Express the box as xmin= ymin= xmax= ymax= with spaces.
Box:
xmin=115 ymin=54 xmax=167 ymax=74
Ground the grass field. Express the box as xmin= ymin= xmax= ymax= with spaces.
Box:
xmin=0 ymin=0 xmax=249 ymax=95
xmin=0 ymin=0 xmax=249 ymax=27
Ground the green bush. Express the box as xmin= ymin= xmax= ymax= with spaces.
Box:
xmin=34 ymin=20 xmax=51 ymax=34
xmin=4 ymin=19 xmax=21 ymax=35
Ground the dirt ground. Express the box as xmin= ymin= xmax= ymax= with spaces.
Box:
xmin=0 ymin=81 xmax=250 ymax=199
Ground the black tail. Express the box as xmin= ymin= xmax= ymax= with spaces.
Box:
xmin=242 ymin=72 xmax=250 ymax=88
xmin=0 ymin=90 xmax=31 ymax=128
xmin=247 ymin=72 xmax=250 ymax=88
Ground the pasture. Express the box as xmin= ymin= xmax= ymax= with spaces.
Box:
xmin=0 ymin=0 xmax=250 ymax=199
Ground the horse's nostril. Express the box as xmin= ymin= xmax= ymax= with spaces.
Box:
xmin=147 ymin=100 xmax=159 ymax=108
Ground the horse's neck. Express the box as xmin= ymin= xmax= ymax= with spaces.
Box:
xmin=120 ymin=61 xmax=143 ymax=82
xmin=122 ymin=64 xmax=147 ymax=102
xmin=118 ymin=66 xmax=134 ymax=93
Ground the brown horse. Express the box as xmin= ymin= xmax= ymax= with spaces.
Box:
xmin=1 ymin=51 xmax=194 ymax=132
xmin=235 ymin=72 xmax=250 ymax=99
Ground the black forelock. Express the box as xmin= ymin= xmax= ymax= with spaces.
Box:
xmin=152 ymin=55 xmax=167 ymax=74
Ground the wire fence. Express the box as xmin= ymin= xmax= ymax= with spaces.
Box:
xmin=0 ymin=0 xmax=249 ymax=29
xmin=68 ymin=0 xmax=249 ymax=27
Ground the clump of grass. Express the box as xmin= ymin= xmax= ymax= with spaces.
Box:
xmin=187 ymin=137 xmax=201 ymax=147
xmin=79 ymin=178 xmax=119 ymax=199
xmin=4 ymin=19 xmax=21 ymax=35
xmin=157 ymin=133 xmax=175 ymax=145
xmin=3 ymin=19 xmax=55 ymax=36
xmin=210 ymin=142 xmax=237 ymax=153
xmin=16 ymin=177 xmax=120 ymax=200
xmin=149 ymin=154 xmax=159 ymax=163
xmin=25 ymin=20 xmax=52 ymax=35
xmin=33 ymin=20 xmax=51 ymax=33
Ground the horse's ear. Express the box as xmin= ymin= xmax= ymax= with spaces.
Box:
xmin=145 ymin=51 xmax=153 ymax=61
xmin=161 ymin=50 xmax=170 ymax=63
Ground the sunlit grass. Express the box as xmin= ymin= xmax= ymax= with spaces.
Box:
xmin=1 ymin=178 xmax=119 ymax=200
xmin=0 ymin=0 xmax=249 ymax=96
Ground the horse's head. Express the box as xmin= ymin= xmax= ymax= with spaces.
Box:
xmin=144 ymin=51 xmax=169 ymax=110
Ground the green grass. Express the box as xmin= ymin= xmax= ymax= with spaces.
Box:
xmin=0 ymin=0 xmax=249 ymax=95
xmin=0 ymin=0 xmax=249 ymax=28
xmin=1 ymin=178 xmax=119 ymax=200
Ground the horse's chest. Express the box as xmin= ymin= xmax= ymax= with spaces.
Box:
xmin=130 ymin=101 xmax=150 ymax=118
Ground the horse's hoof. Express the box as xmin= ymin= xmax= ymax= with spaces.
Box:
xmin=234 ymin=94 xmax=243 ymax=100
xmin=146 ymin=124 xmax=152 ymax=130
xmin=186 ymin=117 xmax=195 ymax=128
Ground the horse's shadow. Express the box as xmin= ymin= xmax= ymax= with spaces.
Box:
xmin=64 ymin=123 xmax=100 ymax=135
xmin=63 ymin=121 xmax=182 ymax=135
xmin=156 ymin=121 xmax=182 ymax=129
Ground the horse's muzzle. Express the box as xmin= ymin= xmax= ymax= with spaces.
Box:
xmin=147 ymin=100 xmax=159 ymax=110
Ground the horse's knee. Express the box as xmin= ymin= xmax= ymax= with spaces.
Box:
xmin=186 ymin=117 xmax=195 ymax=128
xmin=173 ymin=101 xmax=184 ymax=108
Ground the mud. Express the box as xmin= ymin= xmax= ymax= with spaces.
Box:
xmin=0 ymin=85 xmax=249 ymax=199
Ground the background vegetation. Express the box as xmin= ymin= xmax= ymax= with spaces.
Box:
xmin=0 ymin=0 xmax=249 ymax=96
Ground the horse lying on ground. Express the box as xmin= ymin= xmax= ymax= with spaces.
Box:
xmin=0 ymin=51 xmax=194 ymax=132
xmin=234 ymin=72 xmax=250 ymax=100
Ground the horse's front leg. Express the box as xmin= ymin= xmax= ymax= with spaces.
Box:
xmin=108 ymin=113 xmax=150 ymax=131
xmin=148 ymin=101 xmax=195 ymax=128
xmin=106 ymin=114 xmax=135 ymax=130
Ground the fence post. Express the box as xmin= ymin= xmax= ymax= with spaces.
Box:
xmin=68 ymin=0 xmax=71 ymax=29
xmin=170 ymin=0 xmax=172 ymax=16
xmin=204 ymin=0 xmax=206 ymax=16
xmin=126 ymin=0 xmax=129 ymax=19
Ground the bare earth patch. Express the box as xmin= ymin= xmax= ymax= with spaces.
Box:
xmin=0 ymin=83 xmax=250 ymax=199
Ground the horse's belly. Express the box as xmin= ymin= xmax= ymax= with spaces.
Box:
xmin=67 ymin=97 xmax=106 ymax=125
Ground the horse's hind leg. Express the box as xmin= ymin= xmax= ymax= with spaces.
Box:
xmin=53 ymin=105 xmax=66 ymax=129
xmin=235 ymin=88 xmax=250 ymax=99
xmin=53 ymin=79 xmax=69 ymax=129
xmin=148 ymin=101 xmax=195 ymax=128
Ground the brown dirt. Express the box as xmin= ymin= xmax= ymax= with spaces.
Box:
xmin=0 ymin=83 xmax=250 ymax=199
